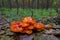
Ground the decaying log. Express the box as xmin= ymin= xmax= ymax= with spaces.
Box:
xmin=16 ymin=28 xmax=60 ymax=40
xmin=16 ymin=34 xmax=35 ymax=40
xmin=44 ymin=29 xmax=60 ymax=35
xmin=16 ymin=26 xmax=60 ymax=40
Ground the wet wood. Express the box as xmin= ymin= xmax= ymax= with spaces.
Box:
xmin=16 ymin=34 xmax=35 ymax=40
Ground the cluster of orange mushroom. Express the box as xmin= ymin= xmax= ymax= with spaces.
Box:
xmin=10 ymin=17 xmax=52 ymax=34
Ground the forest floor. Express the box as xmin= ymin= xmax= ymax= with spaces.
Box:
xmin=0 ymin=14 xmax=60 ymax=40
xmin=0 ymin=8 xmax=60 ymax=40
xmin=0 ymin=14 xmax=15 ymax=40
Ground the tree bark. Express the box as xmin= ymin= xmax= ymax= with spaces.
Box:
xmin=8 ymin=0 xmax=12 ymax=9
xmin=16 ymin=0 xmax=19 ymax=15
